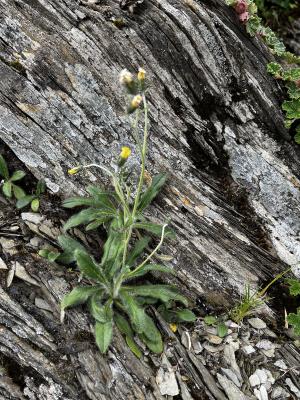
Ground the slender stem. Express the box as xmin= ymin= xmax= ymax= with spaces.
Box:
xmin=81 ymin=163 xmax=114 ymax=177
xmin=126 ymin=224 xmax=168 ymax=278
xmin=121 ymin=95 xmax=149 ymax=269
xmin=257 ymin=267 xmax=291 ymax=297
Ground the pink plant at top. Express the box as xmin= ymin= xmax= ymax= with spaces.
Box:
xmin=235 ymin=0 xmax=248 ymax=15
xmin=239 ymin=11 xmax=249 ymax=22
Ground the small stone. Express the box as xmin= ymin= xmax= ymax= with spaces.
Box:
xmin=203 ymin=342 xmax=224 ymax=353
xmin=181 ymin=331 xmax=191 ymax=350
xmin=15 ymin=262 xmax=40 ymax=286
xmin=35 ymin=297 xmax=53 ymax=312
xmin=207 ymin=335 xmax=223 ymax=345
xmin=192 ymin=340 xmax=203 ymax=354
xmin=225 ymin=320 xmax=239 ymax=329
xmin=249 ymin=373 xmax=261 ymax=387
xmin=217 ymin=374 xmax=250 ymax=400
xmin=249 ymin=369 xmax=274 ymax=387
xmin=254 ymin=385 xmax=268 ymax=400
xmin=0 ymin=238 xmax=18 ymax=255
xmin=0 ymin=257 xmax=8 ymax=270
xmin=285 ymin=378 xmax=300 ymax=398
xmin=274 ymin=360 xmax=287 ymax=370
xmin=243 ymin=345 xmax=256 ymax=355
xmin=21 ymin=212 xmax=44 ymax=224
xmin=271 ymin=386 xmax=290 ymax=399
xmin=156 ymin=355 xmax=179 ymax=396
xmin=221 ymin=368 xmax=241 ymax=387
xmin=263 ymin=328 xmax=277 ymax=338
xmin=256 ymin=340 xmax=276 ymax=357
xmin=248 ymin=318 xmax=267 ymax=330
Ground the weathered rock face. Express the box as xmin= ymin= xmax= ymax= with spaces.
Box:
xmin=0 ymin=0 xmax=300 ymax=398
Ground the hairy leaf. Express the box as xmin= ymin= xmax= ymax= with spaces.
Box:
xmin=115 ymin=312 xmax=133 ymax=337
xmin=61 ymin=286 xmax=102 ymax=309
xmin=126 ymin=236 xmax=151 ymax=267
xmin=95 ymin=321 xmax=113 ymax=353
xmin=2 ymin=181 xmax=12 ymax=198
xmin=122 ymin=285 xmax=188 ymax=306
xmin=0 ymin=155 xmax=9 ymax=180
xmin=217 ymin=322 xmax=228 ymax=338
xmin=126 ymin=263 xmax=174 ymax=279
xmin=138 ymin=173 xmax=168 ymax=211
xmin=139 ymin=332 xmax=163 ymax=354
xmin=175 ymin=309 xmax=197 ymax=322
xmin=64 ymin=208 xmax=114 ymax=231
xmin=57 ymin=235 xmax=86 ymax=264
xmin=90 ymin=297 xmax=112 ymax=323
xmin=125 ymin=335 xmax=142 ymax=358
xmin=10 ymin=170 xmax=26 ymax=182
xmin=31 ymin=198 xmax=40 ymax=212
xmin=75 ymin=249 xmax=106 ymax=283
xmin=204 ymin=315 xmax=217 ymax=325
xmin=134 ymin=222 xmax=175 ymax=238
xmin=36 ymin=179 xmax=46 ymax=196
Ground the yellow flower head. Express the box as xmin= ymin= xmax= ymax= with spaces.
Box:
xmin=119 ymin=69 xmax=133 ymax=85
xmin=137 ymin=67 xmax=146 ymax=81
xmin=68 ymin=166 xmax=81 ymax=175
xmin=170 ymin=323 xmax=178 ymax=333
xmin=131 ymin=94 xmax=142 ymax=109
xmin=120 ymin=146 xmax=131 ymax=160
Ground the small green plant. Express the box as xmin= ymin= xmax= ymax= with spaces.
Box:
xmin=16 ymin=179 xmax=46 ymax=212
xmin=0 ymin=154 xmax=26 ymax=199
xmin=286 ymin=277 xmax=300 ymax=336
xmin=203 ymin=315 xmax=229 ymax=337
xmin=230 ymin=268 xmax=290 ymax=323
xmin=225 ymin=0 xmax=300 ymax=143
xmin=267 ymin=62 xmax=300 ymax=142
xmin=42 ymin=68 xmax=195 ymax=355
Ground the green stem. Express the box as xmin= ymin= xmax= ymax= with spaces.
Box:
xmin=257 ymin=267 xmax=291 ymax=298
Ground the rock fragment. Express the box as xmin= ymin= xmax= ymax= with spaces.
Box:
xmin=248 ymin=318 xmax=267 ymax=330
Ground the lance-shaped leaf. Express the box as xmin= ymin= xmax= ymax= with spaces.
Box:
xmin=61 ymin=286 xmax=103 ymax=310
xmin=115 ymin=312 xmax=142 ymax=358
xmin=95 ymin=320 xmax=113 ymax=353
xmin=119 ymin=291 xmax=149 ymax=335
xmin=139 ymin=331 xmax=163 ymax=354
xmin=122 ymin=285 xmax=188 ymax=306
xmin=126 ymin=236 xmax=151 ymax=267
xmin=36 ymin=179 xmax=46 ymax=196
xmin=63 ymin=197 xmax=100 ymax=208
xmin=57 ymin=235 xmax=86 ymax=264
xmin=0 ymin=155 xmax=9 ymax=180
xmin=64 ymin=208 xmax=115 ymax=231
xmin=175 ymin=309 xmax=197 ymax=322
xmin=75 ymin=249 xmax=106 ymax=283
xmin=2 ymin=181 xmax=12 ymax=197
xmin=90 ymin=297 xmax=112 ymax=323
xmin=138 ymin=173 xmax=167 ymax=211
xmin=126 ymin=263 xmax=174 ymax=279
xmin=87 ymin=186 xmax=116 ymax=208
xmin=133 ymin=222 xmax=175 ymax=238
xmin=10 ymin=170 xmax=26 ymax=182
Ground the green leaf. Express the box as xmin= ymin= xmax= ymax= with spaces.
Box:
xmin=139 ymin=332 xmax=163 ymax=354
xmin=126 ymin=236 xmax=151 ymax=267
xmin=75 ymin=249 xmax=106 ymax=283
xmin=86 ymin=186 xmax=115 ymax=209
xmin=57 ymin=235 xmax=87 ymax=264
xmin=0 ymin=155 xmax=9 ymax=180
xmin=36 ymin=179 xmax=46 ymax=196
xmin=282 ymin=99 xmax=300 ymax=119
xmin=204 ymin=315 xmax=217 ymax=325
xmin=63 ymin=197 xmax=101 ymax=208
xmin=286 ymin=82 xmax=300 ymax=100
xmin=134 ymin=222 xmax=175 ymax=239
xmin=287 ymin=309 xmax=300 ymax=336
xmin=286 ymin=278 xmax=300 ymax=296
xmin=12 ymin=184 xmax=26 ymax=200
xmin=61 ymin=286 xmax=102 ymax=309
xmin=90 ymin=297 xmax=112 ymax=323
xmin=64 ymin=208 xmax=115 ymax=231
xmin=2 ymin=181 xmax=12 ymax=198
xmin=119 ymin=292 xmax=148 ymax=335
xmin=283 ymin=68 xmax=300 ymax=82
xmin=122 ymin=285 xmax=188 ymax=306
xmin=295 ymin=125 xmax=300 ymax=144
xmin=95 ymin=321 xmax=113 ymax=353
xmin=85 ymin=216 xmax=112 ymax=231
xmin=31 ymin=198 xmax=40 ymax=212
xmin=246 ymin=15 xmax=262 ymax=36
xmin=175 ymin=309 xmax=197 ymax=322
xmin=126 ymin=264 xmax=175 ymax=279
xmin=125 ymin=335 xmax=142 ymax=358
xmin=267 ymin=62 xmax=283 ymax=78
xmin=10 ymin=170 xmax=26 ymax=182
xmin=16 ymin=195 xmax=35 ymax=209
xmin=138 ymin=173 xmax=168 ymax=211
xmin=115 ymin=312 xmax=134 ymax=337
xmin=46 ymin=251 xmax=61 ymax=262
xmin=217 ymin=322 xmax=228 ymax=338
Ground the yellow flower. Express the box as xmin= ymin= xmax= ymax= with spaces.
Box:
xmin=120 ymin=146 xmax=131 ymax=160
xmin=137 ymin=67 xmax=146 ymax=81
xmin=131 ymin=94 xmax=142 ymax=109
xmin=68 ymin=166 xmax=81 ymax=175
xmin=170 ymin=323 xmax=178 ymax=333
xmin=119 ymin=69 xmax=133 ymax=85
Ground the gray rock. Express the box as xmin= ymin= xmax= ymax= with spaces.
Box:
xmin=0 ymin=257 xmax=8 ymax=270
xmin=254 ymin=385 xmax=268 ymax=400
xmin=217 ymin=374 xmax=250 ymax=400
xmin=274 ymin=359 xmax=287 ymax=370
xmin=271 ymin=386 xmax=290 ymax=399
xmin=0 ymin=238 xmax=18 ymax=256
xmin=243 ymin=345 xmax=256 ymax=355
xmin=285 ymin=378 xmax=300 ymax=398
xmin=15 ymin=262 xmax=40 ymax=286
xmin=248 ymin=318 xmax=267 ymax=330
xmin=249 ymin=369 xmax=274 ymax=387
xmin=221 ymin=368 xmax=241 ymax=387
xmin=156 ymin=355 xmax=179 ymax=396
xmin=35 ymin=297 xmax=53 ymax=312
xmin=21 ymin=212 xmax=44 ymax=224
xmin=207 ymin=335 xmax=223 ymax=345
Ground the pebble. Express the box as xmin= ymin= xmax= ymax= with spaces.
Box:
xmin=243 ymin=345 xmax=256 ymax=355
xmin=181 ymin=331 xmax=191 ymax=350
xmin=156 ymin=355 xmax=179 ymax=396
xmin=0 ymin=257 xmax=8 ymax=270
xmin=256 ymin=340 xmax=276 ymax=357
xmin=221 ymin=368 xmax=241 ymax=387
xmin=217 ymin=374 xmax=250 ymax=400
xmin=249 ymin=369 xmax=274 ymax=387
xmin=207 ymin=335 xmax=223 ymax=345
xmin=271 ymin=386 xmax=290 ymax=399
xmin=15 ymin=262 xmax=40 ymax=286
xmin=274 ymin=359 xmax=287 ymax=370
xmin=35 ymin=297 xmax=53 ymax=312
xmin=203 ymin=342 xmax=224 ymax=353
xmin=0 ymin=238 xmax=18 ymax=255
xmin=21 ymin=212 xmax=44 ymax=224
xmin=285 ymin=378 xmax=300 ymax=398
xmin=248 ymin=318 xmax=267 ymax=330
xmin=254 ymin=385 xmax=268 ymax=400
xmin=192 ymin=340 xmax=203 ymax=354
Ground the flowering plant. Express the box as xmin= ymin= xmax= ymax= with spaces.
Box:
xmin=41 ymin=68 xmax=195 ymax=355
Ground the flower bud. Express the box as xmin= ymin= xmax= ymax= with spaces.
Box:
xmin=235 ymin=0 xmax=248 ymax=15
xmin=68 ymin=166 xmax=81 ymax=175
xmin=119 ymin=69 xmax=133 ymax=85
xmin=131 ymin=94 xmax=142 ymax=109
xmin=120 ymin=146 xmax=131 ymax=160
xmin=137 ymin=67 xmax=146 ymax=81
xmin=239 ymin=11 xmax=249 ymax=22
